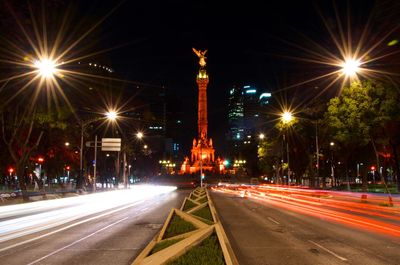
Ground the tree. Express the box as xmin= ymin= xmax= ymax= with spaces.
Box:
xmin=324 ymin=80 xmax=400 ymax=193
xmin=257 ymin=136 xmax=282 ymax=183
xmin=1 ymin=105 xmax=70 ymax=197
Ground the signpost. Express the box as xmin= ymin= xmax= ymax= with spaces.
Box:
xmin=85 ymin=138 xmax=121 ymax=191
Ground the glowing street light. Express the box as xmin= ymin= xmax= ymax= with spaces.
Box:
xmin=105 ymin=110 xmax=118 ymax=121
xmin=281 ymin=111 xmax=293 ymax=124
xmin=136 ymin=132 xmax=143 ymax=139
xmin=341 ymin=58 xmax=361 ymax=77
xmin=34 ymin=58 xmax=57 ymax=78
xmin=259 ymin=133 xmax=265 ymax=140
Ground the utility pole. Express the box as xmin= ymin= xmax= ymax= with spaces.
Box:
xmin=286 ymin=132 xmax=290 ymax=185
xmin=316 ymin=121 xmax=320 ymax=188
xmin=93 ymin=135 xmax=97 ymax=192
xmin=123 ymin=151 xmax=127 ymax=188
xmin=78 ymin=123 xmax=84 ymax=190
xmin=116 ymin=151 xmax=120 ymax=188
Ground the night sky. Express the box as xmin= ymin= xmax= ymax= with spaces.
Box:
xmin=72 ymin=0 xmax=397 ymax=154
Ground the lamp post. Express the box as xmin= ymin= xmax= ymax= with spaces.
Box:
xmin=281 ymin=111 xmax=293 ymax=185
xmin=78 ymin=110 xmax=119 ymax=191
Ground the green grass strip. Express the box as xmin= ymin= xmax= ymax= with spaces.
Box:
xmin=192 ymin=205 xmax=213 ymax=222
xmin=183 ymin=199 xmax=197 ymax=211
xmin=167 ymin=234 xmax=225 ymax=265
xmin=163 ymin=214 xmax=196 ymax=239
xmin=149 ymin=238 xmax=183 ymax=255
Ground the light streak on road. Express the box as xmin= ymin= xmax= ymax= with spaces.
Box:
xmin=213 ymin=185 xmax=400 ymax=238
xmin=0 ymin=185 xmax=176 ymax=244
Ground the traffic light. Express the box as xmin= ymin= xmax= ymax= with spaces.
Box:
xmin=370 ymin=166 xmax=376 ymax=171
xmin=65 ymin=165 xmax=71 ymax=171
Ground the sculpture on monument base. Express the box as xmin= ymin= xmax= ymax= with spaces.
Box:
xmin=192 ymin=48 xmax=207 ymax=68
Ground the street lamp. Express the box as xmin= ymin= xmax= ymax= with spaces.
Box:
xmin=341 ymin=58 xmax=361 ymax=77
xmin=105 ymin=110 xmax=118 ymax=121
xmin=136 ymin=132 xmax=143 ymax=139
xmin=281 ymin=111 xmax=293 ymax=124
xmin=281 ymin=111 xmax=293 ymax=185
xmin=259 ymin=133 xmax=265 ymax=140
xmin=34 ymin=58 xmax=57 ymax=78
xmin=78 ymin=111 xmax=119 ymax=191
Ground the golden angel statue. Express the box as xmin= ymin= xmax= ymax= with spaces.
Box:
xmin=192 ymin=48 xmax=207 ymax=67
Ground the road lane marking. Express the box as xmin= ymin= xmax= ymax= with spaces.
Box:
xmin=0 ymin=200 xmax=144 ymax=253
xmin=267 ymin=217 xmax=280 ymax=225
xmin=308 ymin=240 xmax=348 ymax=261
xmin=27 ymin=217 xmax=129 ymax=265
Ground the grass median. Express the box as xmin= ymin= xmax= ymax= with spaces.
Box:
xmin=167 ymin=233 xmax=224 ymax=265
xmin=192 ymin=205 xmax=213 ymax=223
xmin=183 ymin=199 xmax=197 ymax=211
xmin=163 ymin=214 xmax=197 ymax=239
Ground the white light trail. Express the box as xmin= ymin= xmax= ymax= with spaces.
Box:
xmin=0 ymin=185 xmax=176 ymax=244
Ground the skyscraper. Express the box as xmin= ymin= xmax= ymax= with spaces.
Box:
xmin=227 ymin=84 xmax=272 ymax=154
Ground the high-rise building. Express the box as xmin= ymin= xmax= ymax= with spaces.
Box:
xmin=228 ymin=85 xmax=245 ymax=141
xmin=227 ymin=84 xmax=272 ymax=152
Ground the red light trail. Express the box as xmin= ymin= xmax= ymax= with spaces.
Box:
xmin=213 ymin=185 xmax=400 ymax=238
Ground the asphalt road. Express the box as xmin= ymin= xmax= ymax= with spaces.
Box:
xmin=211 ymin=190 xmax=400 ymax=265
xmin=0 ymin=187 xmax=188 ymax=265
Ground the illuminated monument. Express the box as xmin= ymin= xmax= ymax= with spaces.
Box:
xmin=181 ymin=48 xmax=225 ymax=174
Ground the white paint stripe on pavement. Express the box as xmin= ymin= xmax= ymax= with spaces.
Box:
xmin=267 ymin=217 xmax=280 ymax=225
xmin=26 ymin=217 xmax=129 ymax=265
xmin=308 ymin=240 xmax=348 ymax=261
xmin=0 ymin=200 xmax=144 ymax=253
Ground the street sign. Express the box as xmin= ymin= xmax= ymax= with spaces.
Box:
xmin=101 ymin=138 xmax=121 ymax=151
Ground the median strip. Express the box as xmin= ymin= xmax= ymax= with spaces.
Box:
xmin=132 ymin=187 xmax=238 ymax=265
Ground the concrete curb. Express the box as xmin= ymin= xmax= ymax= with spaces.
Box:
xmin=208 ymin=190 xmax=239 ymax=265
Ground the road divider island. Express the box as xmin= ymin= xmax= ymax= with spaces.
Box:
xmin=132 ymin=187 xmax=238 ymax=265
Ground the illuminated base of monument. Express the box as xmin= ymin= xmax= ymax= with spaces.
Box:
xmin=180 ymin=138 xmax=225 ymax=174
